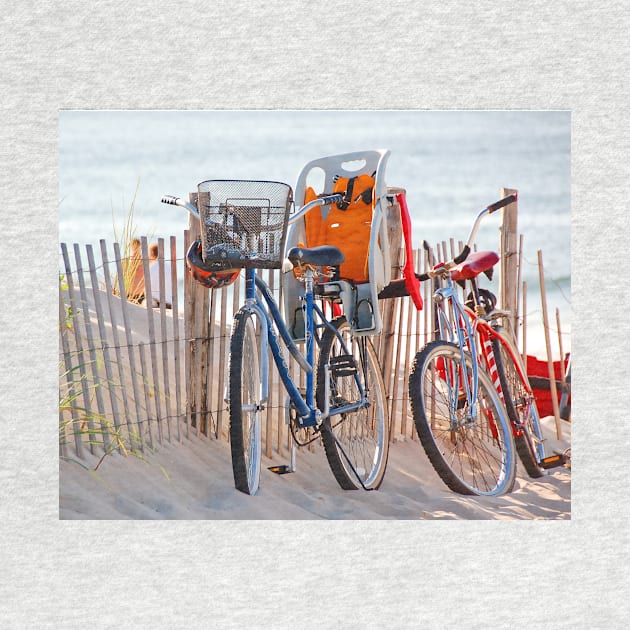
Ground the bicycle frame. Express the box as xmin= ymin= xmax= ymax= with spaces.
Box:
xmin=433 ymin=276 xmax=480 ymax=422
xmin=474 ymin=316 xmax=546 ymax=461
xmin=241 ymin=267 xmax=368 ymax=428
xmin=433 ymin=272 xmax=545 ymax=462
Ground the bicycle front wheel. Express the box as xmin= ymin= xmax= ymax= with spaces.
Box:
xmin=316 ymin=317 xmax=389 ymax=490
xmin=229 ymin=309 xmax=263 ymax=495
xmin=409 ymin=341 xmax=516 ymax=496
xmin=492 ymin=334 xmax=546 ymax=478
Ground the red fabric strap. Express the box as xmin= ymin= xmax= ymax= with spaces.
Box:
xmin=396 ymin=191 xmax=423 ymax=310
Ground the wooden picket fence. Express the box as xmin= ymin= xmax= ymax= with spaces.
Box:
xmin=58 ymin=236 xmax=435 ymax=462
xmin=59 ymin=237 xmax=186 ymax=459
xmin=59 ymin=190 xmax=527 ymax=462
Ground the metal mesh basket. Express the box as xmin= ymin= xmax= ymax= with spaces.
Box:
xmin=197 ymin=180 xmax=293 ymax=270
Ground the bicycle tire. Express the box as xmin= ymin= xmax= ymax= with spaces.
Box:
xmin=316 ymin=317 xmax=389 ymax=490
xmin=491 ymin=334 xmax=546 ymax=478
xmin=229 ymin=308 xmax=263 ymax=495
xmin=409 ymin=340 xmax=516 ymax=496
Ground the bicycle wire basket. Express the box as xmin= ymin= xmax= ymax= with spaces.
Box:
xmin=196 ymin=179 xmax=293 ymax=270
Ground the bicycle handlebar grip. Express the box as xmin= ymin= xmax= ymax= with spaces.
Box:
xmin=321 ymin=193 xmax=343 ymax=205
xmin=487 ymin=193 xmax=517 ymax=214
xmin=161 ymin=195 xmax=180 ymax=205
xmin=452 ymin=245 xmax=471 ymax=265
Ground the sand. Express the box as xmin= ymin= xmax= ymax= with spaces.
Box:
xmin=59 ymin=414 xmax=570 ymax=520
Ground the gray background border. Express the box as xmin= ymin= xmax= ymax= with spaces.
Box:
xmin=2 ymin=1 xmax=624 ymax=627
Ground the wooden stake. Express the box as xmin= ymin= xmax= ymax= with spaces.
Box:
xmin=170 ymin=236 xmax=182 ymax=442
xmin=521 ymin=280 xmax=527 ymax=365
xmin=538 ymin=250 xmax=562 ymax=439
xmin=141 ymin=237 xmax=163 ymax=444
xmin=556 ymin=307 xmax=567 ymax=388
xmin=156 ymin=238 xmax=173 ymax=442
xmin=516 ymin=233 xmax=524 ymax=335
xmin=499 ymin=188 xmax=518 ymax=326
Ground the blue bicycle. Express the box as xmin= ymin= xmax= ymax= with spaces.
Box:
xmin=163 ymin=179 xmax=389 ymax=495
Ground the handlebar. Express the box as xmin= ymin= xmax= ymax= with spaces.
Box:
xmin=487 ymin=194 xmax=517 ymax=214
xmin=162 ymin=191 xmax=345 ymax=224
xmin=161 ymin=195 xmax=200 ymax=219
xmin=462 ymin=193 xmax=517 ymax=253
xmin=288 ymin=193 xmax=344 ymax=225
xmin=419 ymin=193 xmax=517 ymax=279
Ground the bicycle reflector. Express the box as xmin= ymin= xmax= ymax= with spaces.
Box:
xmin=186 ymin=239 xmax=240 ymax=289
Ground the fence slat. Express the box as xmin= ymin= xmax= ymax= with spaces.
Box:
xmin=59 ymin=279 xmax=83 ymax=458
xmin=112 ymin=241 xmax=147 ymax=452
xmin=170 ymin=236 xmax=182 ymax=442
xmin=73 ymin=244 xmax=110 ymax=450
xmin=389 ymin=291 xmax=406 ymax=439
xmin=401 ymin=289 xmax=415 ymax=438
xmin=156 ymin=238 xmax=173 ymax=442
xmin=538 ymin=250 xmax=562 ymax=439
xmin=140 ymin=237 xmax=164 ymax=443
xmin=522 ymin=280 xmax=527 ymax=364
xmin=183 ymin=230 xmax=192 ymax=436
xmin=200 ymin=285 xmax=211 ymax=435
xmin=86 ymin=244 xmax=122 ymax=447
xmin=100 ymin=241 xmax=134 ymax=442
xmin=138 ymin=342 xmax=154 ymax=449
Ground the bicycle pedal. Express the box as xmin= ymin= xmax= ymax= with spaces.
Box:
xmin=539 ymin=453 xmax=567 ymax=469
xmin=329 ymin=354 xmax=358 ymax=378
xmin=268 ymin=465 xmax=293 ymax=475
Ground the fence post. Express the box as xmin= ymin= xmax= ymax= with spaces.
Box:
xmin=378 ymin=190 xmax=404 ymax=433
xmin=186 ymin=194 xmax=210 ymax=433
xmin=498 ymin=187 xmax=519 ymax=335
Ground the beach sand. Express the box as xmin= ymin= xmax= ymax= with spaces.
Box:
xmin=59 ymin=415 xmax=570 ymax=520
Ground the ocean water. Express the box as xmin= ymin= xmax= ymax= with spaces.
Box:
xmin=59 ymin=110 xmax=571 ymax=356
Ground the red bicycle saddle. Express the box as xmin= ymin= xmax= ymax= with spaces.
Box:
xmin=450 ymin=250 xmax=499 ymax=281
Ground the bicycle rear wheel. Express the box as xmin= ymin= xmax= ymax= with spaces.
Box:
xmin=491 ymin=333 xmax=546 ymax=478
xmin=316 ymin=317 xmax=389 ymax=490
xmin=409 ymin=341 xmax=516 ymax=496
xmin=229 ymin=309 xmax=263 ymax=495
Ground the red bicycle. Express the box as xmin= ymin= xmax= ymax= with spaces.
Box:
xmin=409 ymin=196 xmax=569 ymax=495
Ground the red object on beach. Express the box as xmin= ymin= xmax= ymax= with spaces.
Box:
xmin=527 ymin=355 xmax=570 ymax=417
xmin=396 ymin=191 xmax=423 ymax=310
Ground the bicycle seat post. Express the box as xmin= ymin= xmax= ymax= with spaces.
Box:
xmin=303 ymin=265 xmax=316 ymax=424
xmin=303 ymin=265 xmax=314 ymax=297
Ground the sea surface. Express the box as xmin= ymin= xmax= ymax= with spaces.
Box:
xmin=59 ymin=110 xmax=571 ymax=356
